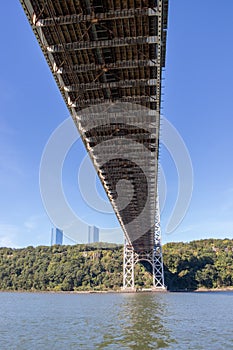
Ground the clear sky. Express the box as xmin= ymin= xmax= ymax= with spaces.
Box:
xmin=0 ymin=1 xmax=233 ymax=248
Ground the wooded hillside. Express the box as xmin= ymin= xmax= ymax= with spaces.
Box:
xmin=0 ymin=239 xmax=232 ymax=291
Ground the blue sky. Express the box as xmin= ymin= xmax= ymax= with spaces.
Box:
xmin=0 ymin=1 xmax=233 ymax=247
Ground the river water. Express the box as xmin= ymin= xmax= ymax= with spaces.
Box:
xmin=0 ymin=291 xmax=232 ymax=349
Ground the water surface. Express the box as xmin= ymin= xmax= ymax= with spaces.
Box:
xmin=0 ymin=291 xmax=232 ymax=349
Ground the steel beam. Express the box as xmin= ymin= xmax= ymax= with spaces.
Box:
xmin=55 ymin=59 xmax=158 ymax=74
xmin=35 ymin=8 xmax=159 ymax=27
xmin=69 ymin=95 xmax=157 ymax=108
xmin=47 ymin=36 xmax=157 ymax=52
xmin=64 ymin=79 xmax=157 ymax=92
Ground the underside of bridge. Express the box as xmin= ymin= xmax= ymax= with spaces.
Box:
xmin=20 ymin=0 xmax=169 ymax=290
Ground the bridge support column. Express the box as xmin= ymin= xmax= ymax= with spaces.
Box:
xmin=152 ymin=194 xmax=166 ymax=289
xmin=122 ymin=196 xmax=166 ymax=291
xmin=123 ymin=241 xmax=135 ymax=290
xmin=152 ymin=230 xmax=165 ymax=289
xmin=122 ymin=237 xmax=166 ymax=291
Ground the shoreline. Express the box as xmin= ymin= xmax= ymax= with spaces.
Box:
xmin=1 ymin=287 xmax=233 ymax=294
xmin=194 ymin=287 xmax=233 ymax=292
xmin=0 ymin=289 xmax=166 ymax=294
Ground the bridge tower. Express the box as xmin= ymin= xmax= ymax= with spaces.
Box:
xmin=123 ymin=191 xmax=165 ymax=290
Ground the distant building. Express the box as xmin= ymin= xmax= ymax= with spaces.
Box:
xmin=51 ymin=228 xmax=63 ymax=245
xmin=88 ymin=226 xmax=99 ymax=243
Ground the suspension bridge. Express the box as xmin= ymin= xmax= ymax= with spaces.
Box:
xmin=20 ymin=0 xmax=169 ymax=290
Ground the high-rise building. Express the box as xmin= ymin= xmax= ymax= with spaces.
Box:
xmin=51 ymin=228 xmax=63 ymax=245
xmin=88 ymin=226 xmax=99 ymax=243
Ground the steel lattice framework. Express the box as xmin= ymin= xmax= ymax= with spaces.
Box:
xmin=20 ymin=0 xmax=168 ymax=290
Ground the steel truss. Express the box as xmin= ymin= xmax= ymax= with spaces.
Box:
xmin=123 ymin=194 xmax=165 ymax=290
xmin=64 ymin=79 xmax=156 ymax=92
xmin=55 ymin=59 xmax=158 ymax=74
xmin=68 ymin=95 xmax=157 ymax=108
xmin=47 ymin=36 xmax=157 ymax=52
xmin=34 ymin=8 xmax=159 ymax=27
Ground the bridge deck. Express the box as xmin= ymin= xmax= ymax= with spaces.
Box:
xmin=20 ymin=0 xmax=168 ymax=252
